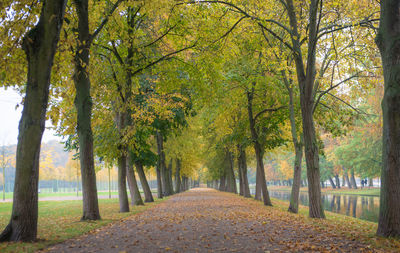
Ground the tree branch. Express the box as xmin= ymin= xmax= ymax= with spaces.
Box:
xmin=317 ymin=18 xmax=379 ymax=39
xmin=139 ymin=24 xmax=177 ymax=49
xmin=254 ymin=106 xmax=287 ymax=122
xmin=131 ymin=41 xmax=198 ymax=77
xmin=313 ymin=71 xmax=364 ymax=114
xmin=89 ymin=0 xmax=124 ymax=44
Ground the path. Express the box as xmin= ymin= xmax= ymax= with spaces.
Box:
xmin=43 ymin=188 xmax=376 ymax=253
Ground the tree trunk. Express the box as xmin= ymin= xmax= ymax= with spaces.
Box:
xmin=350 ymin=169 xmax=357 ymax=189
xmin=288 ymin=141 xmax=303 ymax=213
xmin=247 ymin=88 xmax=272 ymax=206
xmin=117 ymin=153 xmax=129 ymax=212
xmin=225 ymin=150 xmax=237 ymax=193
xmin=182 ymin=176 xmax=188 ymax=191
xmin=135 ymin=161 xmax=153 ymax=202
xmin=344 ymin=169 xmax=352 ymax=189
xmin=108 ymin=166 xmax=111 ymax=199
xmin=375 ymin=0 xmax=400 ymax=234
xmin=342 ymin=175 xmax=346 ymax=187
xmin=0 ymin=1 xmax=67 ymax=242
xmin=219 ymin=174 xmax=226 ymax=191
xmin=73 ymin=0 xmax=101 ymax=221
xmin=301 ymin=101 xmax=324 ymax=218
xmin=156 ymin=131 xmax=171 ymax=196
xmin=237 ymin=149 xmax=244 ymax=196
xmin=369 ymin=178 xmax=373 ymax=187
xmin=127 ymin=152 xmax=144 ymax=206
xmin=335 ymin=174 xmax=341 ymax=189
xmin=286 ymin=0 xmax=324 ymax=219
xmin=255 ymin=169 xmax=262 ymax=200
xmin=156 ymin=164 xmax=163 ymax=198
xmin=237 ymin=145 xmax=251 ymax=198
xmin=166 ymin=159 xmax=174 ymax=195
xmin=283 ymin=71 xmax=304 ymax=214
xmin=328 ymin=176 xmax=336 ymax=189
xmin=175 ymin=158 xmax=182 ymax=193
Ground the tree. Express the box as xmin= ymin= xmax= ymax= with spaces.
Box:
xmin=72 ymin=0 xmax=123 ymax=220
xmin=375 ymin=0 xmax=400 ymax=237
xmin=0 ymin=0 xmax=67 ymax=241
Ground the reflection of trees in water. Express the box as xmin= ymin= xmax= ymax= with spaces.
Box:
xmin=330 ymin=195 xmax=336 ymax=211
xmin=351 ymin=196 xmax=357 ymax=218
xmin=269 ymin=191 xmax=379 ymax=222
xmin=345 ymin=196 xmax=351 ymax=216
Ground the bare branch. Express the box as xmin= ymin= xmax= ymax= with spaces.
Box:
xmin=313 ymin=71 xmax=364 ymax=114
xmin=317 ymin=18 xmax=379 ymax=39
xmin=326 ymin=92 xmax=366 ymax=114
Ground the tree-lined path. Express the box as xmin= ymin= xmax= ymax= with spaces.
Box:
xmin=43 ymin=188 xmax=376 ymax=253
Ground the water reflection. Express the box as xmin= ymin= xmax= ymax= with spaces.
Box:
xmin=269 ymin=191 xmax=379 ymax=222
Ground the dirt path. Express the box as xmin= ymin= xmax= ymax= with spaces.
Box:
xmin=43 ymin=188 xmax=376 ymax=253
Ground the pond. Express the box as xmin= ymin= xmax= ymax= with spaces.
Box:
xmin=268 ymin=191 xmax=379 ymax=223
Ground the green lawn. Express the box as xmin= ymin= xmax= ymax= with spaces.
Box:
xmin=0 ymin=189 xmax=158 ymax=200
xmin=0 ymin=198 xmax=165 ymax=253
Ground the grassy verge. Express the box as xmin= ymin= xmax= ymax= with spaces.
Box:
xmin=262 ymin=197 xmax=399 ymax=251
xmin=0 ymin=198 xmax=165 ymax=253
xmin=268 ymin=186 xmax=380 ymax=196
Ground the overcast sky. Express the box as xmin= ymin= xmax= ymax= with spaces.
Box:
xmin=0 ymin=87 xmax=60 ymax=145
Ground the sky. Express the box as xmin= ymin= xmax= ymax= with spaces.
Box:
xmin=0 ymin=87 xmax=61 ymax=145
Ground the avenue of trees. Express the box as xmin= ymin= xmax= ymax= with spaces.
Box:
xmin=0 ymin=0 xmax=399 ymax=241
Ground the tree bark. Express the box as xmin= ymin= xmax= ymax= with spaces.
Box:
xmin=135 ymin=161 xmax=154 ymax=202
xmin=237 ymin=145 xmax=251 ymax=198
xmin=175 ymin=158 xmax=182 ymax=193
xmin=350 ymin=169 xmax=357 ymax=189
xmin=288 ymin=141 xmax=303 ymax=213
xmin=219 ymin=174 xmax=226 ymax=191
xmin=286 ymin=0 xmax=324 ymax=218
xmin=156 ymin=131 xmax=172 ymax=196
xmin=335 ymin=174 xmax=341 ymax=189
xmin=373 ymin=3 xmax=400 ymax=230
xmin=182 ymin=176 xmax=189 ymax=191
xmin=369 ymin=178 xmax=373 ymax=187
xmin=73 ymin=0 xmax=101 ymax=221
xmin=237 ymin=150 xmax=244 ymax=196
xmin=284 ymin=75 xmax=303 ymax=214
xmin=343 ymin=169 xmax=352 ymax=188
xmin=255 ymin=169 xmax=262 ymax=200
xmin=117 ymin=152 xmax=129 ymax=212
xmin=247 ymin=88 xmax=272 ymax=206
xmin=328 ymin=176 xmax=336 ymax=189
xmin=225 ymin=150 xmax=237 ymax=193
xmin=156 ymin=163 xmax=163 ymax=198
xmin=0 ymin=1 xmax=67 ymax=242
xmin=166 ymin=159 xmax=174 ymax=195
xmin=127 ymin=152 xmax=144 ymax=206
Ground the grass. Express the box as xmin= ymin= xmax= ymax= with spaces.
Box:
xmin=268 ymin=185 xmax=381 ymax=196
xmin=0 ymin=197 xmax=165 ymax=253
xmin=0 ymin=189 xmax=158 ymax=200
